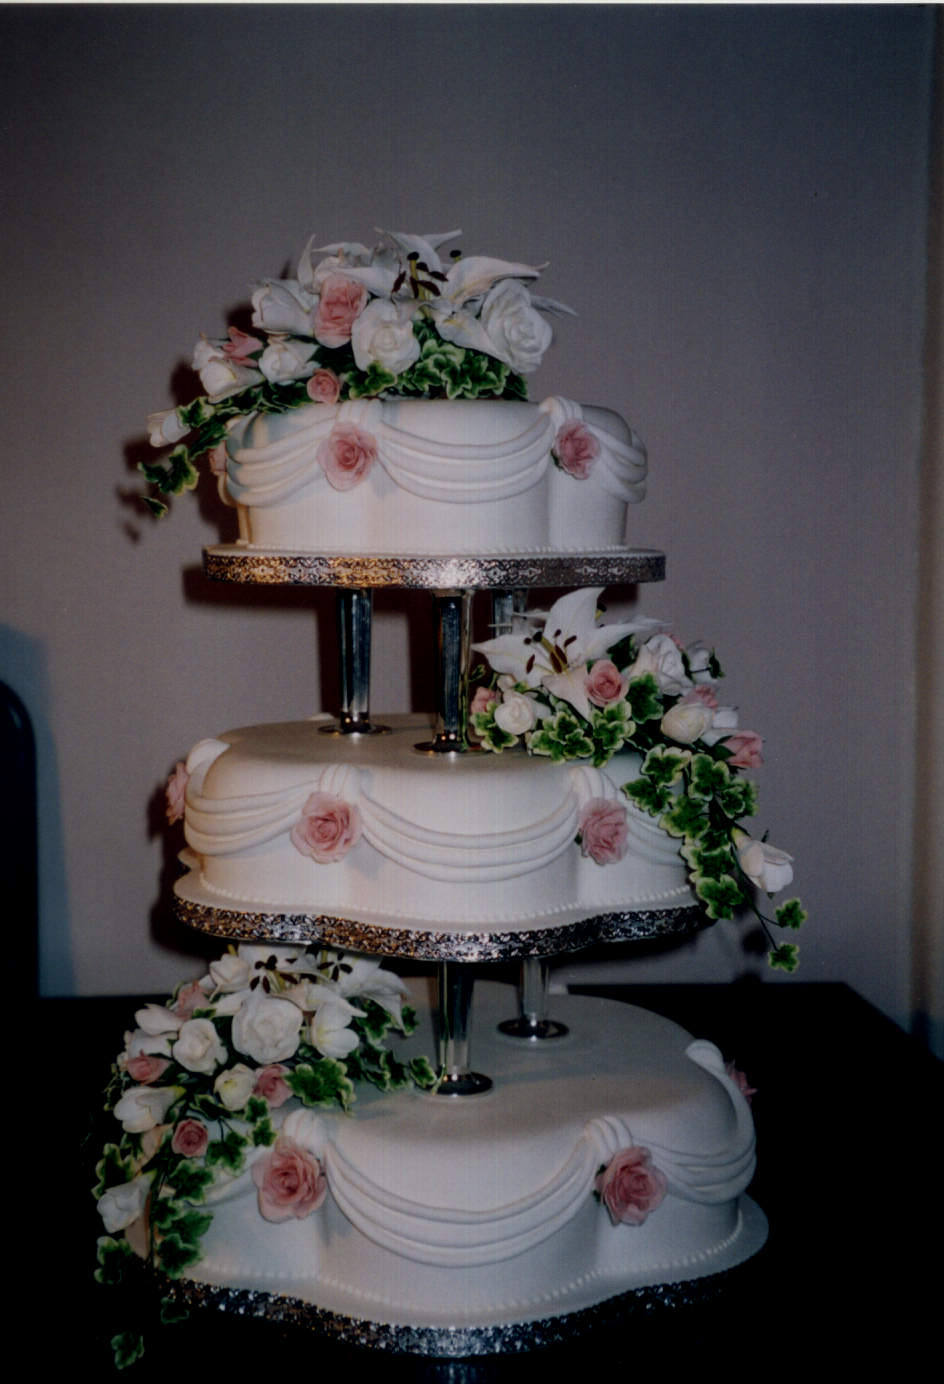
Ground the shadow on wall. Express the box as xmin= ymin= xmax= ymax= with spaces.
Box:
xmin=0 ymin=625 xmax=73 ymax=993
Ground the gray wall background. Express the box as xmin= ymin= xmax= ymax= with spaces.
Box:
xmin=2 ymin=7 xmax=938 ymax=1041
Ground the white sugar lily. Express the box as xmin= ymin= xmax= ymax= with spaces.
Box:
xmin=474 ymin=588 xmax=659 ymax=722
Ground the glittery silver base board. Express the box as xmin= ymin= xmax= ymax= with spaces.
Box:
xmin=204 ymin=547 xmax=666 ymax=589
xmin=173 ymin=896 xmax=706 ymax=960
xmin=161 ymin=1261 xmax=748 ymax=1356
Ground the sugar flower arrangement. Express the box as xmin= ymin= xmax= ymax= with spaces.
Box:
xmin=471 ymin=588 xmax=806 ymax=970
xmin=142 ymin=228 xmax=572 ymax=515
xmin=93 ymin=942 xmax=436 ymax=1367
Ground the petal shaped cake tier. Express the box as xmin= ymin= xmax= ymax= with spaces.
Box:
xmin=223 ymin=398 xmax=647 ymax=555
xmin=169 ymin=984 xmax=767 ymax=1344
xmin=173 ymin=716 xmax=698 ymax=946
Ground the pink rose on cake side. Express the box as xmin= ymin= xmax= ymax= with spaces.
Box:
xmin=553 ymin=420 xmax=600 ymax=479
xmin=306 ymin=368 xmax=341 ymax=405
xmin=595 ymin=1146 xmax=668 ymax=1226
xmin=165 ymin=761 xmax=189 ymax=825
xmin=253 ymin=1135 xmax=328 ymax=1223
xmin=316 ymin=424 xmax=378 ymax=491
xmin=313 ymin=273 xmax=368 ymax=348
xmin=291 ymin=792 xmax=362 ymax=863
xmin=723 ymin=730 xmax=764 ymax=769
xmin=578 ymin=799 xmax=628 ymax=865
xmin=585 ymin=659 xmax=629 ymax=708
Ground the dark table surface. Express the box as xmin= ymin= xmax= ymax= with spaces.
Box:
xmin=37 ymin=980 xmax=942 ymax=1374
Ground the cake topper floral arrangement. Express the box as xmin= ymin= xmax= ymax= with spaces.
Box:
xmin=470 ymin=588 xmax=806 ymax=970
xmin=142 ymin=229 xmax=571 ymax=515
xmin=93 ymin=943 xmax=436 ymax=1367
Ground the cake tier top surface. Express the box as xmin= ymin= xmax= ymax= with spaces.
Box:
xmin=173 ymin=716 xmax=699 ymax=954
xmin=224 ymin=397 xmax=647 ymax=558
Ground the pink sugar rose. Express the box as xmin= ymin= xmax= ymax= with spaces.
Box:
xmin=585 ymin=659 xmax=629 ymax=708
xmin=208 ymin=441 xmax=228 ymax=477
xmin=595 ymin=1146 xmax=667 ymax=1226
xmin=173 ymin=977 xmax=211 ymax=1018
xmin=470 ymin=686 xmax=499 ymax=716
xmin=222 ymin=325 xmax=263 ymax=366
xmin=125 ymin=1054 xmax=170 ymax=1085
xmin=306 ymin=368 xmax=341 ymax=405
xmin=725 ymin=1062 xmax=757 ymax=1104
xmin=252 ymin=1135 xmax=328 ymax=1223
xmin=171 ymin=1118 xmax=209 ymax=1159
xmin=578 ymin=799 xmax=629 ymax=865
xmin=681 ymin=684 xmax=719 ymax=712
xmin=291 ymin=792 xmax=362 ymax=863
xmin=316 ymin=423 xmax=378 ymax=491
xmin=165 ymin=761 xmax=189 ymax=825
xmin=253 ymin=1064 xmax=293 ymax=1108
xmin=313 ymin=273 xmax=368 ymax=348
xmin=553 ymin=420 xmax=600 ymax=479
xmin=723 ymin=730 xmax=764 ymax=769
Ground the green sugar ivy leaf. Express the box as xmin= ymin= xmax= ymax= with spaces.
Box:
xmin=160 ymin=1295 xmax=190 ymax=1326
xmin=693 ymin=872 xmax=746 ymax=920
xmin=775 ymin=898 xmax=807 ymax=931
xmin=768 ymin=942 xmax=800 ymax=972
xmin=94 ymin=1235 xmax=135 ymax=1287
xmin=659 ymin=795 xmax=710 ymax=840
xmin=289 ymin=1059 xmax=355 ymax=1111
xmin=206 ymin=1130 xmax=247 ymax=1172
xmin=409 ymin=1055 xmax=439 ymax=1090
xmin=626 ymin=673 xmax=663 ymax=722
xmin=527 ymin=708 xmax=594 ymax=762
xmin=622 ymin=776 xmax=671 ymax=816
xmin=688 ymin=753 xmax=731 ymax=802
xmin=640 ymin=743 xmax=692 ymax=786
xmin=156 ymin=1230 xmax=205 ymax=1278
xmin=716 ymin=776 xmax=758 ymax=821
xmin=165 ymin=1159 xmax=214 ymax=1203
xmin=94 ymin=1144 xmax=136 ymax=1198
xmin=111 ymin=1330 xmax=145 ymax=1370
xmin=681 ymin=839 xmax=733 ymax=881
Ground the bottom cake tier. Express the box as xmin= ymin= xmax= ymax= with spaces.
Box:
xmin=167 ymin=982 xmax=767 ymax=1348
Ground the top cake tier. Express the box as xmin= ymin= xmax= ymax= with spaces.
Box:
xmin=222 ymin=397 xmax=647 ymax=558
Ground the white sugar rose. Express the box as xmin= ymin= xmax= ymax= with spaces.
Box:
xmin=251 ymin=278 xmax=314 ymax=335
xmin=494 ymin=690 xmax=538 ymax=735
xmin=734 ymin=830 xmax=794 ymax=894
xmin=258 ymin=335 xmax=316 ymax=385
xmin=232 ymin=990 xmax=301 ymax=1065
xmin=479 ymin=280 xmax=552 ymax=373
xmin=97 ymin=1171 xmax=154 ymax=1234
xmin=214 ymin=1063 xmax=256 ymax=1112
xmin=172 ymin=1017 xmax=227 ymax=1074
xmin=351 ymin=297 xmax=420 ymax=375
xmin=114 ymin=1084 xmax=179 ymax=1134
xmin=661 ymin=701 xmax=714 ymax=744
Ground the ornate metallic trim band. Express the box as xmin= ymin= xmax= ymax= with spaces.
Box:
xmin=204 ymin=547 xmax=666 ymax=590
xmin=174 ymin=897 xmax=706 ymax=960
xmin=161 ymin=1267 xmax=733 ymax=1355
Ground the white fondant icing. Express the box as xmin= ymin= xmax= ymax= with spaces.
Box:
xmin=175 ymin=716 xmax=696 ymax=930
xmin=224 ymin=398 xmax=646 ymax=554
xmin=183 ymin=985 xmax=766 ymax=1326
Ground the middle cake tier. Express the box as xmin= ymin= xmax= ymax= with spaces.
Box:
xmin=173 ymin=716 xmax=699 ymax=951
